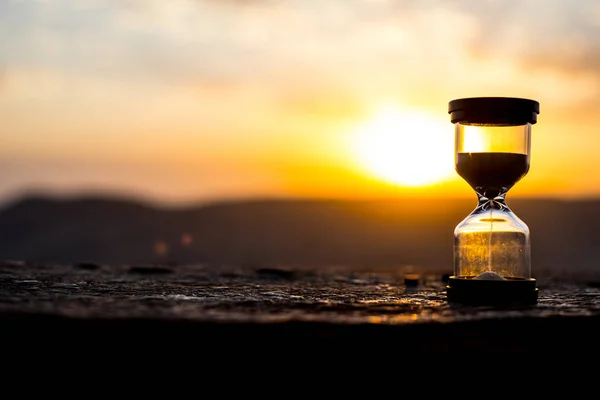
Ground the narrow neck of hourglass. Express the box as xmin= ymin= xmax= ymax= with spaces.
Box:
xmin=475 ymin=189 xmax=510 ymax=212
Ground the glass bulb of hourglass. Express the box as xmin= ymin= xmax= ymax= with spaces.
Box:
xmin=454 ymin=123 xmax=531 ymax=281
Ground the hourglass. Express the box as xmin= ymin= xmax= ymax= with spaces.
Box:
xmin=446 ymin=97 xmax=540 ymax=306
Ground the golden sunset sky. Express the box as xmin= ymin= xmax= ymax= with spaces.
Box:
xmin=1 ymin=0 xmax=599 ymax=205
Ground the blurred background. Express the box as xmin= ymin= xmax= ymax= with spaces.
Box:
xmin=0 ymin=0 xmax=599 ymax=277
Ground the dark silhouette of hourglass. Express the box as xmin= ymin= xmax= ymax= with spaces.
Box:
xmin=446 ymin=97 xmax=540 ymax=306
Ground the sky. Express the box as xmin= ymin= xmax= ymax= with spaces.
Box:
xmin=1 ymin=0 xmax=600 ymax=206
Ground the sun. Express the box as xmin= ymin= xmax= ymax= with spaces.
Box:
xmin=351 ymin=104 xmax=455 ymax=187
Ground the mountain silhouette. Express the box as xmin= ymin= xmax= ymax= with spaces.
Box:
xmin=0 ymin=195 xmax=597 ymax=280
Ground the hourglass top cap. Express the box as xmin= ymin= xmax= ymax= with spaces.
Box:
xmin=448 ymin=97 xmax=539 ymax=125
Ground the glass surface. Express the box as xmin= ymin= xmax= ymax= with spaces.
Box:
xmin=453 ymin=122 xmax=532 ymax=281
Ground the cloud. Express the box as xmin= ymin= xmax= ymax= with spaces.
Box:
xmin=2 ymin=0 xmax=599 ymax=116
xmin=455 ymin=0 xmax=600 ymax=72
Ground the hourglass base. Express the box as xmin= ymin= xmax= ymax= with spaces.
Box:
xmin=446 ymin=276 xmax=538 ymax=306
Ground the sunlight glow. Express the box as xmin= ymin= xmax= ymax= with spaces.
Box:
xmin=460 ymin=126 xmax=488 ymax=153
xmin=351 ymin=104 xmax=455 ymax=187
xmin=460 ymin=125 xmax=529 ymax=154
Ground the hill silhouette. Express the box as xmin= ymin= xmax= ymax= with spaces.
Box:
xmin=0 ymin=195 xmax=597 ymax=280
